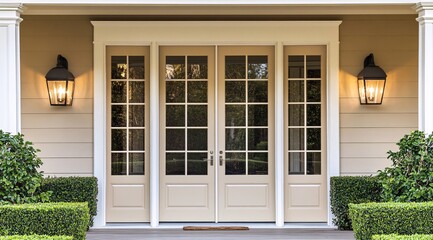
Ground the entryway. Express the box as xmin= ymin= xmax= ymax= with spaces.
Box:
xmin=159 ymin=46 xmax=275 ymax=222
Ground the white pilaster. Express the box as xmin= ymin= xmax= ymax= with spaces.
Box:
xmin=417 ymin=3 xmax=433 ymax=133
xmin=0 ymin=4 xmax=22 ymax=134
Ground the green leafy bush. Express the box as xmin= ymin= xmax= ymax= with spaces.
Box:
xmin=0 ymin=235 xmax=72 ymax=240
xmin=349 ymin=202 xmax=433 ymax=240
xmin=330 ymin=176 xmax=381 ymax=230
xmin=0 ymin=130 xmax=50 ymax=204
xmin=0 ymin=202 xmax=89 ymax=240
xmin=373 ymin=234 xmax=433 ymax=240
xmin=378 ymin=130 xmax=433 ymax=202
xmin=39 ymin=177 xmax=98 ymax=227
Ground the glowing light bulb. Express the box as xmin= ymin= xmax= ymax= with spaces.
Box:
xmin=367 ymin=86 xmax=375 ymax=102
xmin=57 ymin=85 xmax=65 ymax=102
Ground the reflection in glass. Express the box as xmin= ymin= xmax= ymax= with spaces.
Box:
xmin=166 ymin=105 xmax=185 ymax=127
xmin=187 ymin=153 xmax=207 ymax=175
xmin=248 ymin=56 xmax=268 ymax=79
xmin=129 ymin=129 xmax=144 ymax=151
xmin=112 ymin=105 xmax=126 ymax=127
xmin=129 ymin=56 xmax=145 ymax=79
xmin=187 ymin=56 xmax=208 ymax=79
xmin=289 ymin=128 xmax=304 ymax=150
xmin=289 ymin=152 xmax=304 ymax=175
xmin=226 ymin=56 xmax=246 ymax=79
xmin=166 ymin=56 xmax=185 ymax=79
xmin=111 ymin=129 xmax=127 ymax=151
xmin=166 ymin=81 xmax=185 ymax=103
xmin=187 ymin=105 xmax=207 ymax=127
xmin=166 ymin=129 xmax=185 ymax=150
xmin=248 ymin=105 xmax=268 ymax=126
xmin=307 ymin=128 xmax=321 ymax=150
xmin=226 ymin=81 xmax=245 ymax=103
xmin=129 ymin=105 xmax=145 ymax=127
xmin=111 ymin=81 xmax=127 ymax=103
xmin=307 ymin=152 xmax=321 ymax=175
xmin=111 ymin=56 xmax=127 ymax=79
xmin=111 ymin=153 xmax=127 ymax=175
xmin=288 ymin=56 xmax=304 ymax=78
xmin=187 ymin=81 xmax=207 ymax=103
xmin=248 ymin=128 xmax=268 ymax=150
xmin=248 ymin=81 xmax=268 ymax=103
xmin=288 ymin=81 xmax=304 ymax=102
xmin=307 ymin=80 xmax=321 ymax=102
xmin=288 ymin=104 xmax=304 ymax=126
xmin=306 ymin=56 xmax=321 ymax=78
xmin=187 ymin=129 xmax=207 ymax=150
xmin=129 ymin=81 xmax=145 ymax=103
xmin=129 ymin=153 xmax=144 ymax=175
xmin=248 ymin=153 xmax=268 ymax=175
xmin=225 ymin=152 xmax=246 ymax=175
xmin=225 ymin=105 xmax=246 ymax=126
xmin=226 ymin=128 xmax=246 ymax=150
xmin=307 ymin=104 xmax=321 ymax=126
xmin=166 ymin=153 xmax=185 ymax=175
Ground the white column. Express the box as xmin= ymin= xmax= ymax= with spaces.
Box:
xmin=417 ymin=3 xmax=433 ymax=133
xmin=0 ymin=4 xmax=22 ymax=134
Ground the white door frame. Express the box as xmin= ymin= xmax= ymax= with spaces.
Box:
xmin=92 ymin=21 xmax=341 ymax=227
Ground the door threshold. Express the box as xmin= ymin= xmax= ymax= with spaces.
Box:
xmin=94 ymin=222 xmax=332 ymax=229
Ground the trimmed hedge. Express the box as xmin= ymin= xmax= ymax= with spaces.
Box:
xmin=373 ymin=235 xmax=433 ymax=240
xmin=349 ymin=202 xmax=433 ymax=240
xmin=0 ymin=236 xmax=73 ymax=240
xmin=39 ymin=177 xmax=97 ymax=227
xmin=0 ymin=202 xmax=89 ymax=240
xmin=330 ymin=176 xmax=381 ymax=230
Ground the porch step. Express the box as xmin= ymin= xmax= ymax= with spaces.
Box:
xmin=183 ymin=226 xmax=249 ymax=231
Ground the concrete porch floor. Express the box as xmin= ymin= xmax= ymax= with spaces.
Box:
xmin=86 ymin=229 xmax=355 ymax=240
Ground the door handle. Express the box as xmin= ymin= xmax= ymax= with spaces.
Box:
xmin=203 ymin=151 xmax=214 ymax=166
xmin=219 ymin=151 xmax=224 ymax=166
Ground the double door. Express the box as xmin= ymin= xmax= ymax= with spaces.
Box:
xmin=159 ymin=46 xmax=275 ymax=221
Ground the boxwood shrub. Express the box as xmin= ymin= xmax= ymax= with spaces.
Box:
xmin=0 ymin=236 xmax=72 ymax=240
xmin=330 ymin=176 xmax=381 ymax=230
xmin=373 ymin=235 xmax=433 ymax=240
xmin=39 ymin=177 xmax=97 ymax=227
xmin=0 ymin=202 xmax=89 ymax=240
xmin=349 ymin=202 xmax=433 ymax=240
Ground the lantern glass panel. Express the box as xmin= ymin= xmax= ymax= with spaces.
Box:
xmin=358 ymin=78 xmax=385 ymax=104
xmin=47 ymin=80 xmax=75 ymax=106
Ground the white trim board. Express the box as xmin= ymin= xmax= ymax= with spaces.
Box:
xmin=92 ymin=21 xmax=341 ymax=228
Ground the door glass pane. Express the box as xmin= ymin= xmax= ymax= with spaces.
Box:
xmin=187 ymin=105 xmax=207 ymax=127
xmin=166 ymin=105 xmax=185 ymax=127
xmin=187 ymin=56 xmax=208 ymax=79
xmin=166 ymin=82 xmax=185 ymax=103
xmin=248 ymin=81 xmax=268 ymax=102
xmin=187 ymin=129 xmax=207 ymax=150
xmin=129 ymin=56 xmax=145 ymax=79
xmin=226 ymin=129 xmax=246 ymax=150
xmin=129 ymin=153 xmax=144 ymax=175
xmin=111 ymin=56 xmax=127 ymax=79
xmin=307 ymin=56 xmax=321 ymax=78
xmin=248 ymin=128 xmax=268 ymax=150
xmin=225 ymin=81 xmax=245 ymax=103
xmin=248 ymin=56 xmax=268 ymax=79
xmin=166 ymin=56 xmax=185 ymax=79
xmin=129 ymin=81 xmax=145 ymax=103
xmin=288 ymin=104 xmax=304 ymax=126
xmin=248 ymin=105 xmax=268 ymax=126
xmin=307 ymin=80 xmax=321 ymax=102
xmin=226 ymin=105 xmax=246 ymax=126
xmin=187 ymin=153 xmax=207 ymax=175
xmin=112 ymin=105 xmax=126 ymax=127
xmin=289 ymin=152 xmax=304 ymax=175
xmin=112 ymin=129 xmax=127 ymax=151
xmin=225 ymin=152 xmax=246 ymax=175
xmin=288 ymin=128 xmax=304 ymax=150
xmin=166 ymin=129 xmax=185 ymax=150
xmin=111 ymin=153 xmax=127 ymax=175
xmin=111 ymin=81 xmax=126 ymax=103
xmin=307 ymin=128 xmax=321 ymax=150
xmin=248 ymin=153 xmax=268 ymax=175
xmin=288 ymin=81 xmax=304 ymax=102
xmin=166 ymin=153 xmax=185 ymax=175
xmin=129 ymin=129 xmax=144 ymax=151
xmin=226 ymin=56 xmax=246 ymax=79
xmin=129 ymin=105 xmax=145 ymax=127
xmin=288 ymin=56 xmax=304 ymax=78
xmin=187 ymin=81 xmax=207 ymax=103
xmin=307 ymin=104 xmax=321 ymax=126
xmin=307 ymin=152 xmax=321 ymax=175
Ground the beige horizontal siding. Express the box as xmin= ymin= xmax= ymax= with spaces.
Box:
xmin=21 ymin=16 xmax=93 ymax=176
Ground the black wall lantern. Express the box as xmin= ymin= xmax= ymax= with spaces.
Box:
xmin=45 ymin=55 xmax=75 ymax=106
xmin=357 ymin=53 xmax=387 ymax=105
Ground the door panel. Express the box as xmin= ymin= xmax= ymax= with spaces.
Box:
xmin=284 ymin=46 xmax=327 ymax=222
xmin=159 ymin=46 xmax=216 ymax=221
xmin=106 ymin=46 xmax=150 ymax=222
xmin=217 ymin=46 xmax=275 ymax=221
